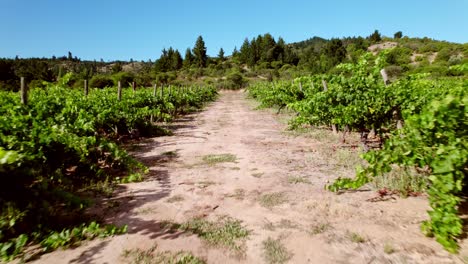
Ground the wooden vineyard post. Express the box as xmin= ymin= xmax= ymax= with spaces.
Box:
xmin=132 ymin=82 xmax=136 ymax=93
xmin=299 ymin=82 xmax=303 ymax=93
xmin=322 ymin=79 xmax=337 ymax=134
xmin=20 ymin=77 xmax=28 ymax=105
xmin=153 ymin=84 xmax=157 ymax=97
xmin=380 ymin=68 xmax=402 ymax=129
xmin=84 ymin=80 xmax=89 ymax=97
xmin=117 ymin=81 xmax=122 ymax=101
xmin=160 ymin=85 xmax=164 ymax=98
xmin=321 ymin=79 xmax=328 ymax=91
xmin=380 ymin=69 xmax=389 ymax=86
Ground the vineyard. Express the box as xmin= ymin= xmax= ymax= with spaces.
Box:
xmin=249 ymin=52 xmax=468 ymax=252
xmin=0 ymin=53 xmax=467 ymax=262
xmin=0 ymin=76 xmax=217 ymax=260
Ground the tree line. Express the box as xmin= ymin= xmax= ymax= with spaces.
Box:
xmin=0 ymin=30 xmax=466 ymax=91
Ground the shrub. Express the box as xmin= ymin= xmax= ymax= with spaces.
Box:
xmin=225 ymin=72 xmax=247 ymax=89
xmin=113 ymin=72 xmax=135 ymax=87
xmin=90 ymin=75 xmax=114 ymax=88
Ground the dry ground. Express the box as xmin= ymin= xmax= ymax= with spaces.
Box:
xmin=31 ymin=90 xmax=467 ymax=264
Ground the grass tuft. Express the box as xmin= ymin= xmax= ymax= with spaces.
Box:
xmin=383 ymin=242 xmax=395 ymax=254
xmin=308 ymin=222 xmax=330 ymax=235
xmin=122 ymin=245 xmax=206 ymax=264
xmin=262 ymin=237 xmax=292 ymax=264
xmin=156 ymin=216 xmax=249 ymax=254
xmin=287 ymin=176 xmax=311 ymax=185
xmin=202 ymin=154 xmax=237 ymax=165
xmin=346 ymin=231 xmax=366 ymax=243
xmin=259 ymin=192 xmax=287 ymax=208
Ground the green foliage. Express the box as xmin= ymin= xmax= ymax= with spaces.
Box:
xmin=40 ymin=222 xmax=127 ymax=252
xmin=113 ymin=72 xmax=135 ymax=87
xmin=225 ymin=72 xmax=247 ymax=89
xmin=250 ymin=51 xmax=468 ymax=252
xmin=179 ymin=217 xmax=249 ymax=253
xmin=262 ymin=237 xmax=292 ymax=264
xmin=327 ymin=80 xmax=467 ymax=252
xmin=0 ymin=84 xmax=217 ymax=260
xmin=368 ymin=29 xmax=382 ymax=43
xmin=217 ymin=48 xmax=225 ymax=62
xmin=0 ymin=234 xmax=28 ymax=262
xmin=90 ymin=74 xmax=115 ymax=88
xmin=394 ymin=31 xmax=403 ymax=39
xmin=122 ymin=246 xmax=206 ymax=264
xmin=193 ymin=36 xmax=208 ymax=68
xmin=155 ymin=47 xmax=183 ymax=72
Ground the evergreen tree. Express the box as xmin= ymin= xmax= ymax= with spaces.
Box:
xmin=171 ymin=49 xmax=183 ymax=70
xmin=320 ymin=38 xmax=347 ymax=71
xmin=248 ymin=37 xmax=259 ymax=66
xmin=232 ymin=46 xmax=239 ymax=57
xmin=239 ymin=38 xmax=251 ymax=64
xmin=192 ymin=35 xmax=208 ymax=68
xmin=261 ymin=33 xmax=276 ymax=62
xmin=369 ymin=30 xmax=382 ymax=43
xmin=183 ymin=48 xmax=194 ymax=68
xmin=218 ymin=48 xmax=225 ymax=62
xmin=154 ymin=48 xmax=169 ymax=72
xmin=155 ymin=47 xmax=183 ymax=72
xmin=394 ymin=31 xmax=403 ymax=39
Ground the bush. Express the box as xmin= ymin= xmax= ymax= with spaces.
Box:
xmin=223 ymin=72 xmax=247 ymax=90
xmin=113 ymin=72 xmax=135 ymax=87
xmin=90 ymin=75 xmax=114 ymax=88
xmin=28 ymin=80 xmax=47 ymax=89
xmin=384 ymin=65 xmax=403 ymax=80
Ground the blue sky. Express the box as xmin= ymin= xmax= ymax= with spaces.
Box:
xmin=1 ymin=0 xmax=467 ymax=61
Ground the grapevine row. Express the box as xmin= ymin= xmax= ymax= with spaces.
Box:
xmin=249 ymin=52 xmax=467 ymax=252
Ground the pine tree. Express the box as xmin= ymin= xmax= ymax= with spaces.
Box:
xmin=369 ymin=30 xmax=382 ymax=43
xmin=171 ymin=49 xmax=183 ymax=70
xmin=218 ymin=48 xmax=225 ymax=62
xmin=192 ymin=36 xmax=208 ymax=68
xmin=239 ymin=38 xmax=251 ymax=64
xmin=394 ymin=31 xmax=403 ymax=39
xmin=183 ymin=48 xmax=194 ymax=68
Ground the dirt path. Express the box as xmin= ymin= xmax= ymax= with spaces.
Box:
xmin=32 ymin=90 xmax=463 ymax=264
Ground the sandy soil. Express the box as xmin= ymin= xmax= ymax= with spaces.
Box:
xmin=30 ymin=90 xmax=465 ymax=264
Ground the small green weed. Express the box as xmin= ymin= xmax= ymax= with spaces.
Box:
xmin=0 ymin=234 xmax=28 ymax=262
xmin=372 ymin=165 xmax=427 ymax=197
xmin=384 ymin=242 xmax=395 ymax=254
xmin=122 ymin=245 xmax=206 ymax=264
xmin=41 ymin=222 xmax=127 ymax=252
xmin=119 ymin=172 xmax=144 ymax=183
xmin=180 ymin=216 xmax=249 ymax=253
xmin=202 ymin=154 xmax=237 ymax=165
xmin=262 ymin=237 xmax=292 ymax=264
xmin=346 ymin=231 xmax=366 ymax=243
